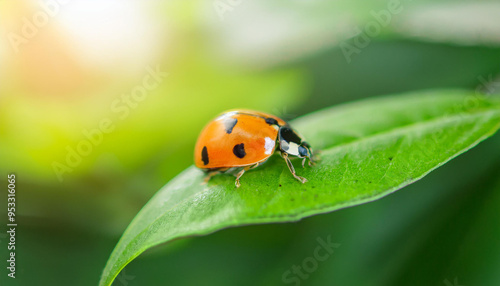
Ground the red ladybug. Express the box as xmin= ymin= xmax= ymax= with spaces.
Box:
xmin=194 ymin=110 xmax=314 ymax=187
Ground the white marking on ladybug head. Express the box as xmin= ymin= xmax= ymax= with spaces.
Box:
xmin=284 ymin=141 xmax=300 ymax=156
xmin=264 ymin=137 xmax=275 ymax=155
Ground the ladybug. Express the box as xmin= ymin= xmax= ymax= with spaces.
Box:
xmin=194 ymin=109 xmax=314 ymax=187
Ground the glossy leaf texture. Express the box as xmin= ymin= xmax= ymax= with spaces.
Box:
xmin=100 ymin=89 xmax=500 ymax=286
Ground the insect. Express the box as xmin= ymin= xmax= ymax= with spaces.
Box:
xmin=194 ymin=109 xmax=314 ymax=188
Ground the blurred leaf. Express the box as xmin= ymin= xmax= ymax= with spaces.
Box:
xmin=379 ymin=164 xmax=500 ymax=286
xmin=300 ymin=40 xmax=500 ymax=115
xmin=100 ymin=89 xmax=500 ymax=286
xmin=442 ymin=168 xmax=500 ymax=286
xmin=394 ymin=2 xmax=500 ymax=47
xmin=206 ymin=0 xmax=500 ymax=67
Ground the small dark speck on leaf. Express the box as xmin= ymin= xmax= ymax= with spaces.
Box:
xmin=369 ymin=181 xmax=372 ymax=184
xmin=389 ymin=157 xmax=393 ymax=161
xmin=279 ymin=184 xmax=282 ymax=187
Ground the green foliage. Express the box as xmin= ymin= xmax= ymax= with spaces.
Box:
xmin=100 ymin=89 xmax=500 ymax=286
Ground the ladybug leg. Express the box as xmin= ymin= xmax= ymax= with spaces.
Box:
xmin=248 ymin=162 xmax=260 ymax=169
xmin=235 ymin=169 xmax=245 ymax=188
xmin=309 ymin=151 xmax=320 ymax=166
xmin=234 ymin=163 xmax=260 ymax=188
xmin=282 ymin=153 xmax=308 ymax=184
xmin=308 ymin=160 xmax=315 ymax=167
xmin=308 ymin=156 xmax=317 ymax=167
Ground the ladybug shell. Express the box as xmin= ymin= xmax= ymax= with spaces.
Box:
xmin=194 ymin=110 xmax=287 ymax=169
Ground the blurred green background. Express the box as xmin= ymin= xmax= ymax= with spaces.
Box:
xmin=1 ymin=0 xmax=499 ymax=285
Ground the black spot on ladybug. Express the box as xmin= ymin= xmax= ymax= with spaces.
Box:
xmin=224 ymin=117 xmax=238 ymax=134
xmin=280 ymin=126 xmax=302 ymax=144
xmin=265 ymin=117 xmax=278 ymax=125
xmin=233 ymin=143 xmax=246 ymax=158
xmin=201 ymin=146 xmax=209 ymax=165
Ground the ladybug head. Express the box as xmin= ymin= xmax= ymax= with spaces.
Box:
xmin=278 ymin=126 xmax=313 ymax=159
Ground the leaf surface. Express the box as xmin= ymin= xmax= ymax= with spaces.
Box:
xmin=100 ymin=90 xmax=500 ymax=286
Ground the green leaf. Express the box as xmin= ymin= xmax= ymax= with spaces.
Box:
xmin=100 ymin=89 xmax=500 ymax=286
